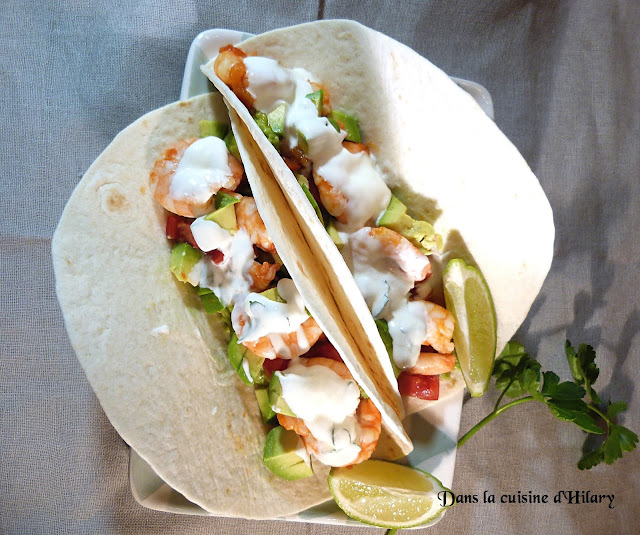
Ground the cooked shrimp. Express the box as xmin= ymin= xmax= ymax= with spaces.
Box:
xmin=313 ymin=174 xmax=349 ymax=224
xmin=234 ymin=315 xmax=323 ymax=360
xmin=149 ymin=138 xmax=244 ymax=218
xmin=235 ymin=196 xmax=276 ymax=254
xmin=213 ymin=45 xmax=254 ymax=108
xmin=278 ymin=357 xmax=381 ymax=467
xmin=406 ymin=352 xmax=456 ymax=376
xmin=422 ymin=302 xmax=455 ymax=354
xmin=367 ymin=226 xmax=431 ymax=281
xmin=312 ymin=140 xmax=369 ymax=224
xmin=248 ymin=261 xmax=280 ymax=292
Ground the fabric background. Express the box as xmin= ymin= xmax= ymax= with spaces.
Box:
xmin=1 ymin=1 xmax=639 ymax=533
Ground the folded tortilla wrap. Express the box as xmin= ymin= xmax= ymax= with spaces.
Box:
xmin=201 ymin=19 xmax=555 ymax=375
xmin=52 ymin=93 xmax=338 ymax=518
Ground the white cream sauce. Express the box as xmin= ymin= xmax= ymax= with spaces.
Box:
xmin=342 ymin=228 xmax=431 ymax=369
xmin=169 ymin=136 xmax=234 ymax=206
xmin=277 ymin=360 xmax=362 ymax=466
xmin=190 ymin=218 xmax=255 ymax=306
xmin=243 ymin=56 xmax=391 ymax=230
xmin=232 ymin=279 xmax=309 ymax=344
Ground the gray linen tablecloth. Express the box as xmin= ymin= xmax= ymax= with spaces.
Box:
xmin=2 ymin=1 xmax=639 ymax=533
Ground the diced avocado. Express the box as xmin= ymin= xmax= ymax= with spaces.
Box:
xmin=196 ymin=287 xmax=224 ymax=314
xmin=260 ymin=287 xmax=286 ymax=303
xmin=263 ymin=427 xmax=313 ymax=481
xmin=227 ymin=332 xmax=266 ymax=386
xmin=199 ymin=120 xmax=228 ymax=139
xmin=296 ymin=130 xmax=309 ymax=154
xmin=268 ymin=372 xmax=296 ymax=417
xmin=296 ymin=175 xmax=324 ymax=225
xmin=327 ymin=117 xmax=340 ymax=133
xmin=255 ymin=387 xmax=277 ymax=424
xmin=170 ymin=242 xmax=202 ymax=284
xmin=214 ymin=192 xmax=241 ymax=210
xmin=375 ymin=319 xmax=401 ymax=378
xmin=377 ymin=195 xmax=440 ymax=254
xmin=224 ymin=131 xmax=240 ymax=160
xmin=219 ymin=306 xmax=232 ymax=332
xmin=305 ymin=89 xmax=324 ymax=116
xmin=204 ymin=203 xmax=237 ymax=232
xmin=326 ymin=218 xmax=344 ymax=250
xmin=254 ymin=111 xmax=280 ymax=151
xmin=328 ymin=110 xmax=361 ymax=142
xmin=267 ymin=103 xmax=287 ymax=135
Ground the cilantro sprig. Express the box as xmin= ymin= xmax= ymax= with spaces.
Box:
xmin=457 ymin=341 xmax=637 ymax=469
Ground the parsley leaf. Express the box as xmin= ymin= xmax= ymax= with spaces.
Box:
xmin=458 ymin=339 xmax=636 ymax=470
xmin=565 ymin=341 xmax=601 ymax=404
xmin=492 ymin=342 xmax=541 ymax=399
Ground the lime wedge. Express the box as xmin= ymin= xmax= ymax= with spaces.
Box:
xmin=328 ymin=460 xmax=452 ymax=528
xmin=442 ymin=258 xmax=497 ymax=397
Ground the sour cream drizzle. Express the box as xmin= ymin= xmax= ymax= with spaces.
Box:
xmin=243 ymin=57 xmax=391 ymax=230
xmin=277 ymin=360 xmax=362 ymax=466
xmin=189 ymin=218 xmax=255 ymax=306
xmin=169 ymin=136 xmax=235 ymax=206
xmin=232 ymin=279 xmax=309 ymax=345
xmin=342 ymin=228 xmax=431 ymax=369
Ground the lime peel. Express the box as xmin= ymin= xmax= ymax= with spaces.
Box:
xmin=443 ymin=258 xmax=497 ymax=397
xmin=328 ymin=460 xmax=453 ymax=529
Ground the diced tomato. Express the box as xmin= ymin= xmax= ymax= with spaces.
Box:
xmin=207 ymin=249 xmax=224 ymax=264
xmin=397 ymin=372 xmax=439 ymax=400
xmin=263 ymin=358 xmax=288 ymax=379
xmin=166 ymin=214 xmax=198 ymax=249
xmin=301 ymin=341 xmax=343 ymax=362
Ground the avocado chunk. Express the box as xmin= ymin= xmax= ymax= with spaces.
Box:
xmin=296 ymin=175 xmax=324 ymax=225
xmin=259 ymin=287 xmax=286 ymax=303
xmin=199 ymin=120 xmax=228 ymax=139
xmin=328 ymin=110 xmax=361 ymax=142
xmin=255 ymin=387 xmax=277 ymax=424
xmin=263 ymin=426 xmax=313 ymax=481
xmin=227 ymin=332 xmax=267 ymax=386
xmin=214 ymin=192 xmax=241 ymax=210
xmin=204 ymin=202 xmax=238 ymax=233
xmin=305 ymin=89 xmax=324 ymax=116
xmin=296 ymin=129 xmax=309 ymax=154
xmin=377 ymin=195 xmax=441 ymax=254
xmin=375 ymin=319 xmax=401 ymax=378
xmin=325 ymin=218 xmax=344 ymax=250
xmin=254 ymin=111 xmax=280 ymax=151
xmin=196 ymin=286 xmax=224 ymax=314
xmin=223 ymin=131 xmax=240 ymax=160
xmin=170 ymin=242 xmax=202 ymax=284
xmin=267 ymin=103 xmax=287 ymax=135
xmin=268 ymin=372 xmax=296 ymax=417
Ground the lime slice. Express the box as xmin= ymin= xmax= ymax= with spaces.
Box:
xmin=328 ymin=460 xmax=452 ymax=528
xmin=442 ymin=258 xmax=497 ymax=397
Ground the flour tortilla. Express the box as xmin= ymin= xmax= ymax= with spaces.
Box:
xmin=52 ymin=93 xmax=332 ymax=518
xmin=201 ymin=19 xmax=554 ymax=372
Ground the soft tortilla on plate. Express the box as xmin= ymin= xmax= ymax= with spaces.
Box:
xmin=202 ymin=19 xmax=554 ymax=359
xmin=52 ymin=93 xmax=331 ymax=518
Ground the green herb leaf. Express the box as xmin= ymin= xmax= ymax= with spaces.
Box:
xmin=492 ymin=343 xmax=541 ymax=399
xmin=565 ymin=341 xmax=601 ymax=404
xmin=606 ymin=400 xmax=627 ymax=419
xmin=459 ymin=339 xmax=636 ymax=470
xmin=577 ymin=449 xmax=604 ymax=470
xmin=546 ymin=398 xmax=603 ymax=434
xmin=541 ymin=371 xmax=586 ymax=400
xmin=603 ymin=425 xmax=639 ymax=464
